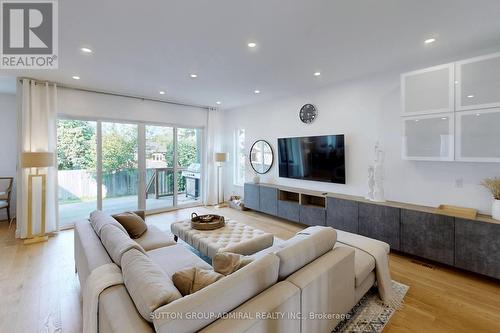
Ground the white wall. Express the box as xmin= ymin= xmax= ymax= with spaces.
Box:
xmin=0 ymin=92 xmax=17 ymax=220
xmin=222 ymin=72 xmax=499 ymax=214
xmin=58 ymin=87 xmax=207 ymax=127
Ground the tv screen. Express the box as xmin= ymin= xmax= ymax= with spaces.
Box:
xmin=278 ymin=135 xmax=345 ymax=184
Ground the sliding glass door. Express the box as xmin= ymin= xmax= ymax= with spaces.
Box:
xmin=177 ymin=128 xmax=202 ymax=206
xmin=101 ymin=122 xmax=139 ymax=215
xmin=145 ymin=125 xmax=174 ymax=211
xmin=57 ymin=119 xmax=97 ymax=227
xmin=57 ymin=118 xmax=203 ymax=225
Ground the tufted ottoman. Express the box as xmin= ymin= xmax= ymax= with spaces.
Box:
xmin=170 ymin=219 xmax=274 ymax=258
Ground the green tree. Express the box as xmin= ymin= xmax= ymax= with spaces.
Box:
xmin=146 ymin=126 xmax=174 ymax=166
xmin=177 ymin=128 xmax=198 ymax=167
xmin=57 ymin=120 xmax=96 ymax=170
xmin=102 ymin=124 xmax=137 ymax=172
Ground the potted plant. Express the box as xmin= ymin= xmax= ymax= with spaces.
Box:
xmin=481 ymin=177 xmax=500 ymax=220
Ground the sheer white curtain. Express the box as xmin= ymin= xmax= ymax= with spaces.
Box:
xmin=203 ymin=107 xmax=222 ymax=205
xmin=16 ymin=79 xmax=59 ymax=238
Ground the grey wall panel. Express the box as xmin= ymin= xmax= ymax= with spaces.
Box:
xmin=326 ymin=197 xmax=358 ymax=233
xmin=401 ymin=209 xmax=454 ymax=265
xmin=259 ymin=186 xmax=278 ymax=215
xmin=243 ymin=183 xmax=260 ymax=211
xmin=278 ymin=200 xmax=300 ymax=222
xmin=455 ymin=218 xmax=500 ymax=279
xmin=358 ymin=203 xmax=400 ymax=250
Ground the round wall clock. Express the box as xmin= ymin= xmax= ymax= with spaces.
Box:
xmin=299 ymin=104 xmax=317 ymax=124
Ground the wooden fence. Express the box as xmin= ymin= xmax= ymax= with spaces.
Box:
xmin=58 ymin=169 xmax=139 ymax=201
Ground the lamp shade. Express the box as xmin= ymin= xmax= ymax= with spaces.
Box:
xmin=21 ymin=152 xmax=55 ymax=168
xmin=214 ymin=152 xmax=228 ymax=162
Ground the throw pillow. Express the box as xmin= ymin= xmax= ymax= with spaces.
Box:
xmin=112 ymin=211 xmax=148 ymax=238
xmin=172 ymin=267 xmax=224 ymax=296
xmin=90 ymin=210 xmax=128 ymax=236
xmin=213 ymin=252 xmax=253 ymax=276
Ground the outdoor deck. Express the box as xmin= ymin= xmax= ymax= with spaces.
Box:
xmin=59 ymin=194 xmax=200 ymax=226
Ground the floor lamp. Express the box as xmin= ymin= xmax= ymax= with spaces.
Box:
xmin=214 ymin=152 xmax=228 ymax=208
xmin=21 ymin=152 xmax=55 ymax=245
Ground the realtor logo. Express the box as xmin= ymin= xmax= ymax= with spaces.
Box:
xmin=1 ymin=0 xmax=58 ymax=69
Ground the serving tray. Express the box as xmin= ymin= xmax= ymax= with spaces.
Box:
xmin=190 ymin=212 xmax=225 ymax=230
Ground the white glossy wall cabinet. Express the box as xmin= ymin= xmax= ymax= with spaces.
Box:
xmin=401 ymin=64 xmax=454 ymax=116
xmin=402 ymin=113 xmax=454 ymax=161
xmin=401 ymin=52 xmax=500 ymax=162
xmin=456 ymin=53 xmax=500 ymax=111
xmin=456 ymin=108 xmax=500 ymax=162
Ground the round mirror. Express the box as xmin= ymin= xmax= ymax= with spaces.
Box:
xmin=249 ymin=140 xmax=274 ymax=174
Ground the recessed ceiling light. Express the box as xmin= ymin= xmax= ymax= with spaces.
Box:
xmin=80 ymin=47 xmax=93 ymax=54
xmin=415 ymin=119 xmax=419 ymax=122
xmin=216 ymin=101 xmax=221 ymax=105
xmin=254 ymin=90 xmax=260 ymax=94
xmin=190 ymin=73 xmax=198 ymax=78
xmin=247 ymin=42 xmax=257 ymax=48
xmin=159 ymin=91 xmax=165 ymax=95
xmin=424 ymin=38 xmax=436 ymax=44
xmin=454 ymin=80 xmax=459 ymax=84
xmin=467 ymin=94 xmax=475 ymax=98
xmin=72 ymin=75 xmax=80 ymax=80
xmin=476 ymin=113 xmax=481 ymax=117
xmin=441 ymin=117 xmax=447 ymax=120
xmin=314 ymin=72 xmax=321 ymax=77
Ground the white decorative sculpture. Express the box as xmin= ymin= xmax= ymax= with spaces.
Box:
xmin=366 ymin=166 xmax=375 ymax=200
xmin=366 ymin=141 xmax=386 ymax=202
xmin=372 ymin=141 xmax=386 ymax=202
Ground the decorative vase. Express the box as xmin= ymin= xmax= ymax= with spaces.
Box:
xmin=493 ymin=199 xmax=500 ymax=220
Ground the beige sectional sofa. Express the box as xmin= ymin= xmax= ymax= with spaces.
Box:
xmin=75 ymin=211 xmax=388 ymax=333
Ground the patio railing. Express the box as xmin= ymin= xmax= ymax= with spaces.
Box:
xmin=146 ymin=168 xmax=174 ymax=199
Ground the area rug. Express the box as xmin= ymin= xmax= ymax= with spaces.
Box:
xmin=333 ymin=281 xmax=409 ymax=333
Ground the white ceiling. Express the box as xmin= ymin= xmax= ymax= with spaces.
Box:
xmin=3 ymin=0 xmax=500 ymax=108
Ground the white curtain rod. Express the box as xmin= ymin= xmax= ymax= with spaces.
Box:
xmin=18 ymin=77 xmax=209 ymax=110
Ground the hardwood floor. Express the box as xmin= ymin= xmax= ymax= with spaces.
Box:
xmin=1 ymin=206 xmax=499 ymax=332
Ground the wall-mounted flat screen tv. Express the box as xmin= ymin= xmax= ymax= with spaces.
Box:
xmin=278 ymin=134 xmax=345 ymax=184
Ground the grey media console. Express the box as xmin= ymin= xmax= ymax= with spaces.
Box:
xmin=244 ymin=182 xmax=500 ymax=280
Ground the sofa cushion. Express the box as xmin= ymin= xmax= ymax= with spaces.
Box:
xmin=153 ymin=254 xmax=280 ymax=333
xmin=173 ymin=267 xmax=224 ymax=296
xmin=121 ymin=249 xmax=182 ymax=322
xmin=213 ymin=252 xmax=253 ymax=276
xmin=336 ymin=229 xmax=391 ymax=254
xmin=74 ymin=220 xmax=113 ymax=288
xmin=335 ymin=243 xmax=375 ymax=288
xmin=99 ymin=285 xmax=155 ymax=333
xmin=355 ymin=272 xmax=376 ymax=302
xmin=274 ymin=226 xmax=337 ymax=280
xmin=90 ymin=210 xmax=127 ymax=236
xmin=100 ymin=224 xmax=145 ymax=267
xmin=112 ymin=211 xmax=148 ymax=238
xmin=147 ymin=244 xmax=212 ymax=277
xmin=136 ymin=225 xmax=176 ymax=251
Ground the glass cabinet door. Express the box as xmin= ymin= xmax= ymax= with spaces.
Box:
xmin=401 ymin=63 xmax=454 ymax=116
xmin=456 ymin=53 xmax=500 ymax=111
xmin=402 ymin=113 xmax=454 ymax=161
xmin=456 ymin=108 xmax=500 ymax=162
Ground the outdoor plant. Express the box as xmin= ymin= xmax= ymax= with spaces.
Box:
xmin=481 ymin=177 xmax=500 ymax=200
